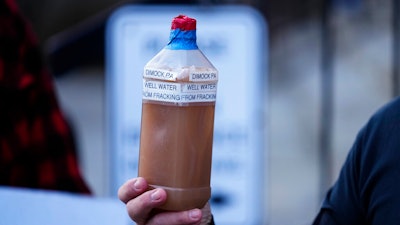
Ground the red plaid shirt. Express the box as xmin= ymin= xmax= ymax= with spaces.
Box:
xmin=0 ymin=0 xmax=91 ymax=194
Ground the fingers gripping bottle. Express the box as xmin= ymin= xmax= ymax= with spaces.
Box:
xmin=138 ymin=15 xmax=218 ymax=211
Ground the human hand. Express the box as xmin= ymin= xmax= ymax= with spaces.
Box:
xmin=118 ymin=177 xmax=212 ymax=225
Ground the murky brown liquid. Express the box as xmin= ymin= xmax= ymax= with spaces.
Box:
xmin=138 ymin=101 xmax=215 ymax=211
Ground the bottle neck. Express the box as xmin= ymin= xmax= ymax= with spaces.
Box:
xmin=165 ymin=28 xmax=198 ymax=50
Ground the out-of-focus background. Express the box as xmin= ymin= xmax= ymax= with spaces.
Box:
xmin=15 ymin=0 xmax=397 ymax=224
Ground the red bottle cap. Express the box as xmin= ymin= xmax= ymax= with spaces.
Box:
xmin=171 ymin=15 xmax=196 ymax=31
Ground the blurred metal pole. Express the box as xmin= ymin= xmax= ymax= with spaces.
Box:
xmin=319 ymin=0 xmax=334 ymax=202
xmin=392 ymin=0 xmax=400 ymax=97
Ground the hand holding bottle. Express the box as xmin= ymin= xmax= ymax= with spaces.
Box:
xmin=118 ymin=177 xmax=213 ymax=225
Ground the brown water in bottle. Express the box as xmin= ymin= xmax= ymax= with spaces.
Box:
xmin=138 ymin=14 xmax=217 ymax=211
xmin=138 ymin=101 xmax=215 ymax=210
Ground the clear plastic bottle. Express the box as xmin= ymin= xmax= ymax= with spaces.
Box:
xmin=138 ymin=15 xmax=218 ymax=211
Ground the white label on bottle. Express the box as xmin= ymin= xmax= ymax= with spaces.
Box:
xmin=143 ymin=67 xmax=178 ymax=81
xmin=143 ymin=79 xmax=217 ymax=103
xmin=189 ymin=70 xmax=218 ymax=82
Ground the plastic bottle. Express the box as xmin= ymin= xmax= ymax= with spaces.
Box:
xmin=138 ymin=15 xmax=218 ymax=211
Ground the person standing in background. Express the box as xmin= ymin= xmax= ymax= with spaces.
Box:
xmin=0 ymin=0 xmax=90 ymax=194
xmin=312 ymin=96 xmax=400 ymax=224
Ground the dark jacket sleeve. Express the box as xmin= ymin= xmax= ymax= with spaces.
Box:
xmin=313 ymin=97 xmax=400 ymax=225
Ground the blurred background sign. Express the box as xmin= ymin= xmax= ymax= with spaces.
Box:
xmin=106 ymin=5 xmax=267 ymax=224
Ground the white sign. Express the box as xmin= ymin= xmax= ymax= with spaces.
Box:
xmin=106 ymin=5 xmax=268 ymax=225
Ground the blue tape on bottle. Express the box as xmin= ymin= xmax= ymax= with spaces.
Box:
xmin=166 ymin=29 xmax=198 ymax=50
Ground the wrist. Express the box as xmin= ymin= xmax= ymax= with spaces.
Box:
xmin=207 ymin=215 xmax=215 ymax=225
xmin=200 ymin=202 xmax=214 ymax=225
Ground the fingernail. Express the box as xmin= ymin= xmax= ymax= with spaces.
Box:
xmin=151 ymin=189 xmax=162 ymax=202
xmin=133 ymin=179 xmax=143 ymax=191
xmin=189 ymin=209 xmax=201 ymax=220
